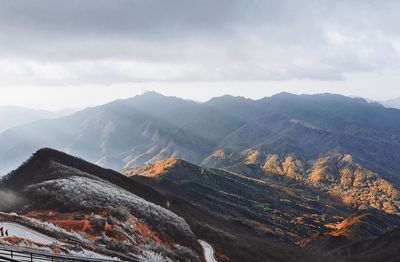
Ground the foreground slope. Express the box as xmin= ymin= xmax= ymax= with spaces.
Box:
xmin=0 ymin=148 xmax=201 ymax=262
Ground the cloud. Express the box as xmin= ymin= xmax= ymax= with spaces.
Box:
xmin=0 ymin=190 xmax=23 ymax=211
xmin=0 ymin=0 xmax=399 ymax=85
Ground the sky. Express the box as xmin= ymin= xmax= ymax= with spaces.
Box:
xmin=0 ymin=0 xmax=400 ymax=110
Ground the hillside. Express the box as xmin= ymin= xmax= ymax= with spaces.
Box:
xmin=302 ymin=209 xmax=400 ymax=255
xmin=125 ymin=158 xmax=348 ymax=262
xmin=125 ymin=158 xmax=354 ymax=243
xmin=258 ymin=153 xmax=400 ymax=215
xmin=126 ymin=157 xmax=400 ymax=262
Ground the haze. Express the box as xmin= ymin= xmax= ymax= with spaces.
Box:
xmin=1 ymin=0 xmax=400 ymax=110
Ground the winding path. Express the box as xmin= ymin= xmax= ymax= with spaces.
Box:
xmin=198 ymin=240 xmax=218 ymax=262
xmin=0 ymin=222 xmax=56 ymax=245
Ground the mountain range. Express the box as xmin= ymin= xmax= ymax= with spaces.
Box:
xmin=1 ymin=92 xmax=400 ymax=186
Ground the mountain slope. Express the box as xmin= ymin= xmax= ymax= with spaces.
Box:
xmin=341 ymin=227 xmax=400 ymax=261
xmin=258 ymin=153 xmax=400 ymax=215
xmin=125 ymin=159 xmax=351 ymax=262
xmin=126 ymin=157 xmax=400 ymax=262
xmin=0 ymin=93 xmax=211 ymax=175
xmin=125 ymin=158 xmax=353 ymax=242
xmin=303 ymin=209 xmax=400 ymax=256
xmin=202 ymin=93 xmax=400 ymax=189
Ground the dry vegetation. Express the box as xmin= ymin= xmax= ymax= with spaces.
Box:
xmin=262 ymin=153 xmax=400 ymax=215
xmin=123 ymin=158 xmax=178 ymax=178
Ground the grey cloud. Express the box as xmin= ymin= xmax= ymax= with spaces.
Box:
xmin=0 ymin=0 xmax=399 ymax=84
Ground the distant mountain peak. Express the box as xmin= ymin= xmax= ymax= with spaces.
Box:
xmin=271 ymin=91 xmax=295 ymax=97
xmin=382 ymin=97 xmax=400 ymax=109
xmin=206 ymin=94 xmax=251 ymax=103
xmin=138 ymin=90 xmax=166 ymax=98
xmin=134 ymin=91 xmax=187 ymax=102
xmin=32 ymin=147 xmax=66 ymax=159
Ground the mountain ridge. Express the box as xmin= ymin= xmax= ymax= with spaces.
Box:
xmin=1 ymin=91 xmax=400 ymax=192
xmin=0 ymin=105 xmax=77 ymax=133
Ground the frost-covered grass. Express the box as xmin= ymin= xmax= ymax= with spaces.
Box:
xmin=26 ymin=176 xmax=195 ymax=242
xmin=138 ymin=241 xmax=200 ymax=262
xmin=138 ymin=250 xmax=173 ymax=262
xmin=0 ymin=215 xmax=119 ymax=260
xmin=3 ymin=157 xmax=199 ymax=261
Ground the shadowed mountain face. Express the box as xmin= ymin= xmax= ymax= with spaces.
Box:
xmin=125 ymin=158 xmax=400 ymax=262
xmin=1 ymin=92 xmax=400 ymax=189
xmin=125 ymin=158 xmax=353 ymax=243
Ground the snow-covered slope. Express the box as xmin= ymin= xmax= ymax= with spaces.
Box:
xmin=25 ymin=175 xmax=194 ymax=241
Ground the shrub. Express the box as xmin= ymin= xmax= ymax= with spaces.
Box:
xmin=93 ymin=215 xmax=106 ymax=232
xmin=110 ymin=206 xmax=130 ymax=221
xmin=107 ymin=215 xmax=118 ymax=225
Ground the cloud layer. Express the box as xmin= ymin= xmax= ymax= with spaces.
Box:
xmin=0 ymin=0 xmax=400 ymax=85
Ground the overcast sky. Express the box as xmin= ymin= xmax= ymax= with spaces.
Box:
xmin=0 ymin=0 xmax=400 ymax=110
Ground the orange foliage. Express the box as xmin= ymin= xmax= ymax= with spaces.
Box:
xmin=52 ymin=220 xmax=93 ymax=233
xmin=104 ymin=224 xmax=127 ymax=241
xmin=3 ymin=236 xmax=47 ymax=248
xmin=133 ymin=222 xmax=162 ymax=244
xmin=125 ymin=158 xmax=178 ymax=178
